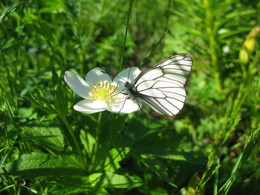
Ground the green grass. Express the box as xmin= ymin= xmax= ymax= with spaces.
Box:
xmin=0 ymin=0 xmax=259 ymax=194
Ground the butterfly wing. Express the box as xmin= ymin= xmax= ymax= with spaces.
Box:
xmin=133 ymin=54 xmax=193 ymax=116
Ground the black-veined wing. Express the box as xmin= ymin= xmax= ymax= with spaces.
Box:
xmin=130 ymin=54 xmax=193 ymax=116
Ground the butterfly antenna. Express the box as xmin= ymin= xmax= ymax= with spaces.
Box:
xmin=109 ymin=67 xmax=135 ymax=97
xmin=110 ymin=80 xmax=128 ymax=98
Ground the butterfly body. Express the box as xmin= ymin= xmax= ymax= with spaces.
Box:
xmin=120 ymin=54 xmax=193 ymax=116
xmin=124 ymin=81 xmax=141 ymax=100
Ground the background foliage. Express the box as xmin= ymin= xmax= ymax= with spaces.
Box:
xmin=0 ymin=0 xmax=259 ymax=194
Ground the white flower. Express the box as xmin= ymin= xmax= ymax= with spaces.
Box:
xmin=64 ymin=67 xmax=140 ymax=114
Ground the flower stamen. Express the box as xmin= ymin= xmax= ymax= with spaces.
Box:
xmin=89 ymin=81 xmax=119 ymax=103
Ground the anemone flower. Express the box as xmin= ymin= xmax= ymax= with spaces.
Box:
xmin=64 ymin=67 xmax=141 ymax=114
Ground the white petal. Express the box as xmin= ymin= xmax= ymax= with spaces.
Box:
xmin=107 ymin=98 xmax=140 ymax=114
xmin=113 ymin=67 xmax=141 ymax=84
xmin=64 ymin=71 xmax=90 ymax=99
xmin=74 ymin=99 xmax=107 ymax=114
xmin=85 ymin=67 xmax=112 ymax=84
xmin=113 ymin=67 xmax=141 ymax=91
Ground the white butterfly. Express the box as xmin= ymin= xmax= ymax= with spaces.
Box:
xmin=114 ymin=54 xmax=193 ymax=116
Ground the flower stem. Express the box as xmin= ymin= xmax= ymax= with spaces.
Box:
xmin=96 ymin=112 xmax=103 ymax=138
xmin=89 ymin=112 xmax=103 ymax=172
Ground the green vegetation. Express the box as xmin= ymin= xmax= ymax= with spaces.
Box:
xmin=0 ymin=0 xmax=259 ymax=194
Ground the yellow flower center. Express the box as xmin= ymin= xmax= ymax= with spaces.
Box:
xmin=89 ymin=81 xmax=119 ymax=103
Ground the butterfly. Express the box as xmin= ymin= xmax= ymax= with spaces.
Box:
xmin=115 ymin=54 xmax=193 ymax=116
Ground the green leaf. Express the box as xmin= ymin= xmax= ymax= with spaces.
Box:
xmin=0 ymin=152 xmax=84 ymax=179
xmin=38 ymin=0 xmax=67 ymax=14
xmin=0 ymin=0 xmax=30 ymax=22
xmin=50 ymin=174 xmax=128 ymax=195
xmin=23 ymin=126 xmax=64 ymax=152
xmin=25 ymin=93 xmax=56 ymax=114
xmin=50 ymin=172 xmax=142 ymax=194
xmin=80 ymin=130 xmax=96 ymax=157
xmin=154 ymin=152 xmax=207 ymax=165
xmin=103 ymin=147 xmax=130 ymax=172
xmin=52 ymin=65 xmax=68 ymax=115
xmin=216 ymin=9 xmax=256 ymax=29
xmin=49 ymin=176 xmax=92 ymax=195
xmin=89 ymin=171 xmax=142 ymax=189
xmin=130 ymin=129 xmax=183 ymax=155
xmin=218 ymin=125 xmax=260 ymax=195
xmin=140 ymin=155 xmax=177 ymax=187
